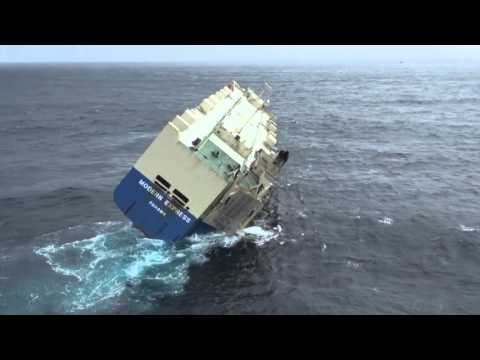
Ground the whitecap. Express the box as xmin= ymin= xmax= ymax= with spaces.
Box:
xmin=459 ymin=224 xmax=479 ymax=232
xmin=378 ymin=216 xmax=393 ymax=225
xmin=346 ymin=260 xmax=360 ymax=269
xmin=298 ymin=211 xmax=308 ymax=219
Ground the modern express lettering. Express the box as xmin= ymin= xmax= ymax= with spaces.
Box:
xmin=138 ymin=178 xmax=164 ymax=202
xmin=138 ymin=178 xmax=191 ymax=224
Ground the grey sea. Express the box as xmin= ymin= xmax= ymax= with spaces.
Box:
xmin=1 ymin=63 xmax=479 ymax=314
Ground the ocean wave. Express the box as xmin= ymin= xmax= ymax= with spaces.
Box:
xmin=0 ymin=186 xmax=104 ymax=205
xmin=0 ymin=124 xmax=55 ymax=135
xmin=128 ymin=132 xmax=156 ymax=141
xmin=459 ymin=224 xmax=480 ymax=232
xmin=33 ymin=221 xmax=281 ymax=312
xmin=359 ymin=98 xmax=480 ymax=106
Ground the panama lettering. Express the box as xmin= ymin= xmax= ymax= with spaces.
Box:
xmin=149 ymin=201 xmax=166 ymax=216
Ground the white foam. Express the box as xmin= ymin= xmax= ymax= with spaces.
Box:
xmin=34 ymin=223 xmax=179 ymax=311
xmin=239 ymin=225 xmax=281 ymax=246
xmin=241 ymin=225 xmax=272 ymax=237
xmin=346 ymin=260 xmax=360 ymax=269
xmin=459 ymin=224 xmax=479 ymax=232
xmin=34 ymin=220 xmax=284 ymax=312
xmin=124 ymin=248 xmax=171 ymax=278
xmin=378 ymin=216 xmax=393 ymax=225
xmin=298 ymin=211 xmax=308 ymax=219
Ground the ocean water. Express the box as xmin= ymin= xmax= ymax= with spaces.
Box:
xmin=1 ymin=63 xmax=480 ymax=314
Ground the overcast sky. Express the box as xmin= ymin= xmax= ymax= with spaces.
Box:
xmin=1 ymin=45 xmax=479 ymax=65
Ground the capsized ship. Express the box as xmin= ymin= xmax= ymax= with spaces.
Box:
xmin=114 ymin=81 xmax=289 ymax=242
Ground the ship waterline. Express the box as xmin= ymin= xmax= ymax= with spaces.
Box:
xmin=113 ymin=80 xmax=288 ymax=242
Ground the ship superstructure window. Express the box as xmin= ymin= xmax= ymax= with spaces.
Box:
xmin=195 ymin=139 xmax=241 ymax=180
xmin=257 ymin=184 xmax=264 ymax=194
xmin=173 ymin=189 xmax=189 ymax=206
xmin=155 ymin=175 xmax=171 ymax=192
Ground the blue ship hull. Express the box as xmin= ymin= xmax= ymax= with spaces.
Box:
xmin=113 ymin=167 xmax=215 ymax=242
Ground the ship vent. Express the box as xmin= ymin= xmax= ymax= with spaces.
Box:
xmin=155 ymin=175 xmax=171 ymax=192
xmin=191 ymin=138 xmax=201 ymax=151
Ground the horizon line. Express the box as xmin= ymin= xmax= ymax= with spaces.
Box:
xmin=0 ymin=60 xmax=477 ymax=66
